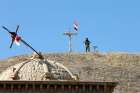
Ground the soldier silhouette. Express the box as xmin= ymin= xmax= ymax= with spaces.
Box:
xmin=84 ymin=37 xmax=91 ymax=52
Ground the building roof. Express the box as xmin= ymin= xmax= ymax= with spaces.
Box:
xmin=0 ymin=58 xmax=77 ymax=81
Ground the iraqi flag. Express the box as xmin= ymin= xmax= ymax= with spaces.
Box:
xmin=73 ymin=21 xmax=78 ymax=31
xmin=14 ymin=36 xmax=21 ymax=46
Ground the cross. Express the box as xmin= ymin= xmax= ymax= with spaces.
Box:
xmin=63 ymin=31 xmax=77 ymax=53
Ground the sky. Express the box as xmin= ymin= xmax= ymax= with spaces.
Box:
xmin=0 ymin=0 xmax=140 ymax=59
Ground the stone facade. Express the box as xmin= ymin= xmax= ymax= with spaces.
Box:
xmin=0 ymin=81 xmax=117 ymax=93
xmin=0 ymin=56 xmax=117 ymax=93
xmin=0 ymin=60 xmax=76 ymax=80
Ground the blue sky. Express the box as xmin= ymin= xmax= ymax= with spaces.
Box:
xmin=0 ymin=0 xmax=140 ymax=58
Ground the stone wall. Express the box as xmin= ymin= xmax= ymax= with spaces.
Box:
xmin=0 ymin=81 xmax=117 ymax=93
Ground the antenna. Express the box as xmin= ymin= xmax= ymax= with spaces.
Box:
xmin=63 ymin=31 xmax=77 ymax=53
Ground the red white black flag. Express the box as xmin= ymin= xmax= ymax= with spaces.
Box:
xmin=73 ymin=21 xmax=78 ymax=31
xmin=14 ymin=36 xmax=21 ymax=46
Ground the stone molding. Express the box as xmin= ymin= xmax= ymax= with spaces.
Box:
xmin=0 ymin=81 xmax=117 ymax=93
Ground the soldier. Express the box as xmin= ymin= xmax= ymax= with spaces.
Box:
xmin=84 ymin=37 xmax=91 ymax=52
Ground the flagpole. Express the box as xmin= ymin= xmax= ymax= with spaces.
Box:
xmin=20 ymin=39 xmax=43 ymax=59
xmin=64 ymin=20 xmax=78 ymax=53
xmin=69 ymin=35 xmax=72 ymax=52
